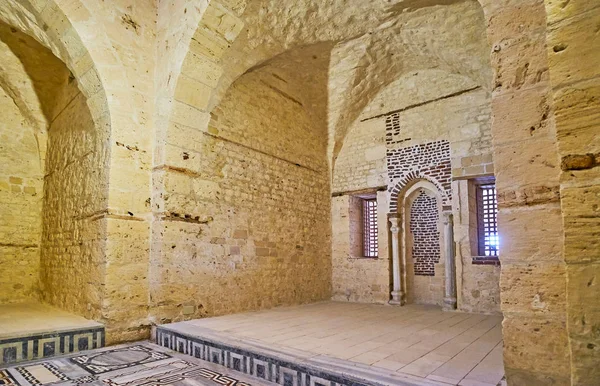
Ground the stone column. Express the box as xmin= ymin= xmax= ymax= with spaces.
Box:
xmin=442 ymin=211 xmax=457 ymax=310
xmin=388 ymin=213 xmax=404 ymax=305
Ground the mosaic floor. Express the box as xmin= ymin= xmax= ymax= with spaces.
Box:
xmin=160 ymin=302 xmax=505 ymax=386
xmin=0 ymin=342 xmax=270 ymax=386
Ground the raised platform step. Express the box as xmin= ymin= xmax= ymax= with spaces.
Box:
xmin=154 ymin=324 xmax=442 ymax=386
xmin=0 ymin=302 xmax=105 ymax=365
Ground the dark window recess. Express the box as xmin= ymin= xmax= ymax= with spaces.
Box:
xmin=477 ymin=184 xmax=499 ymax=257
xmin=363 ymin=199 xmax=378 ymax=257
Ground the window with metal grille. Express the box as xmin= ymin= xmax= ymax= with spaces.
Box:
xmin=362 ymin=199 xmax=378 ymax=257
xmin=477 ymin=184 xmax=499 ymax=257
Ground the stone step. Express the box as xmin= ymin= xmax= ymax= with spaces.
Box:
xmin=0 ymin=302 xmax=105 ymax=365
xmin=153 ymin=323 xmax=444 ymax=386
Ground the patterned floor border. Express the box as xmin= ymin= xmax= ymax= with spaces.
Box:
xmin=0 ymin=328 xmax=105 ymax=365
xmin=154 ymin=327 xmax=432 ymax=386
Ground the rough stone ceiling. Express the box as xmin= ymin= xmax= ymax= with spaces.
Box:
xmin=211 ymin=0 xmax=492 ymax=165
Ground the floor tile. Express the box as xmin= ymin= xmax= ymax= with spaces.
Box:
xmin=159 ymin=301 xmax=505 ymax=385
xmin=371 ymin=359 xmax=407 ymax=371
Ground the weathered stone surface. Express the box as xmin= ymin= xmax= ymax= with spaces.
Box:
xmin=547 ymin=9 xmax=600 ymax=88
xmin=500 ymin=262 xmax=567 ymax=315
xmin=149 ymin=57 xmax=332 ymax=324
xmin=545 ymin=3 xmax=600 ymax=384
xmin=0 ymin=55 xmax=44 ymax=303
xmin=1 ymin=1 xmax=599 ymax=384
xmin=553 ymin=81 xmax=600 ymax=156
xmin=561 ymin=153 xmax=599 ymax=171
xmin=502 ymin=315 xmax=571 ymax=385
xmin=497 ymin=204 xmax=564 ymax=263
xmin=566 ymin=263 xmax=600 ymax=385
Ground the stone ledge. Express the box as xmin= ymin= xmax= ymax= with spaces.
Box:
xmin=472 ymin=256 xmax=501 ymax=266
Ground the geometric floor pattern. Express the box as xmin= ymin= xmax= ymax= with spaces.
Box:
xmin=0 ymin=342 xmax=271 ymax=386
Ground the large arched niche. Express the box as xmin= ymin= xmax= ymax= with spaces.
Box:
xmin=330 ymin=66 xmax=492 ymax=309
xmin=149 ymin=43 xmax=333 ymax=323
xmin=152 ymin=0 xmax=493 ymax=322
xmin=0 ymin=3 xmax=111 ymax=321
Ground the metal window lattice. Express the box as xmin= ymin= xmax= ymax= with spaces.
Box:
xmin=363 ymin=199 xmax=378 ymax=257
xmin=477 ymin=184 xmax=499 ymax=256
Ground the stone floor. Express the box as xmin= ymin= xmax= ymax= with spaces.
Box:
xmin=0 ymin=342 xmax=267 ymax=386
xmin=162 ymin=302 xmax=504 ymax=386
xmin=0 ymin=302 xmax=101 ymax=339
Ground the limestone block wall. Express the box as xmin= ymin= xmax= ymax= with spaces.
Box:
xmin=454 ymin=180 xmax=501 ymax=314
xmin=331 ymin=117 xmax=386 ymax=193
xmin=39 ymin=78 xmax=110 ymax=321
xmin=545 ymin=1 xmax=600 ymax=383
xmin=331 ymin=69 xmax=499 ymax=311
xmin=0 ymin=86 xmax=44 ymax=304
xmin=331 ymin=192 xmax=390 ymax=303
xmin=1 ymin=3 xmax=598 ymax=384
xmin=80 ymin=0 xmax=157 ymax=343
xmin=149 ymin=66 xmax=332 ymax=324
xmin=484 ymin=1 xmax=571 ymax=383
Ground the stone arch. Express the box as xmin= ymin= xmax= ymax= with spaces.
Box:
xmin=0 ymin=0 xmax=114 ymax=320
xmin=0 ymin=0 xmax=111 ymax=124
xmin=151 ymin=0 xmax=496 ymax=318
xmin=389 ymin=172 xmax=450 ymax=213
xmin=0 ymin=44 xmax=45 ymax=133
xmin=162 ymin=0 xmax=495 ymax=160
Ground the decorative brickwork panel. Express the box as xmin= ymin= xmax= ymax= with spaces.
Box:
xmin=410 ymin=191 xmax=440 ymax=276
xmin=388 ymin=140 xmax=451 ymax=211
xmin=385 ymin=113 xmax=405 ymax=146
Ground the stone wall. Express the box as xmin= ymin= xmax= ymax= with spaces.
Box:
xmin=0 ymin=18 xmax=111 ymax=320
xmin=545 ymin=1 xmax=600 ymax=383
xmin=331 ymin=68 xmax=499 ymax=310
xmin=0 ymin=85 xmax=43 ymax=304
xmin=454 ymin=179 xmax=502 ymax=314
xmin=484 ymin=0 xmax=572 ymax=383
xmin=1 ymin=2 xmax=598 ymax=383
xmin=331 ymin=191 xmax=391 ymax=303
xmin=148 ymin=65 xmax=332 ymax=324
xmin=39 ymin=77 xmax=110 ymax=321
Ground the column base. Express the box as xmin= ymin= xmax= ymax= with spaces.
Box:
xmin=443 ymin=296 xmax=457 ymax=311
xmin=389 ymin=291 xmax=405 ymax=306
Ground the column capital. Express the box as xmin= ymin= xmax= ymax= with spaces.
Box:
xmin=388 ymin=214 xmax=400 ymax=233
xmin=442 ymin=211 xmax=454 ymax=225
